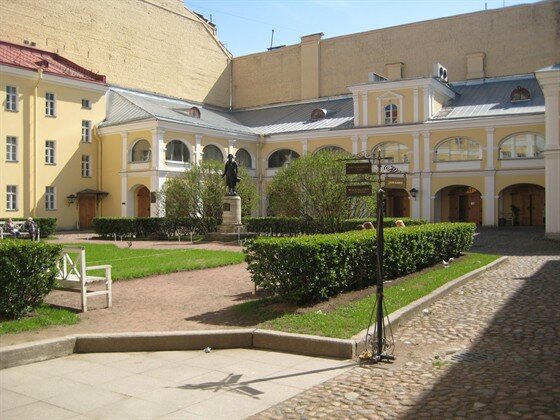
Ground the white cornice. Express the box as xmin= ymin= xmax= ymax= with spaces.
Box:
xmin=348 ymin=77 xmax=455 ymax=98
xmin=0 ymin=64 xmax=108 ymax=93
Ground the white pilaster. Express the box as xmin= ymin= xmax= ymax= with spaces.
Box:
xmin=411 ymin=174 xmax=421 ymax=219
xmin=195 ymin=134 xmax=202 ymax=165
xmin=302 ymin=139 xmax=308 ymax=155
xmin=486 ymin=127 xmax=495 ymax=170
xmin=120 ymin=132 xmax=128 ymax=217
xmin=421 ymin=174 xmax=432 ymax=222
xmin=151 ymin=127 xmax=165 ymax=170
xmin=422 ymin=131 xmax=431 ymax=172
xmin=483 ymin=174 xmax=496 ymax=226
xmin=228 ymin=138 xmax=236 ymax=157
xmin=360 ymin=135 xmax=367 ymax=153
xmin=353 ymin=95 xmax=359 ymax=126
xmin=423 ymin=87 xmax=430 ymax=121
xmin=120 ymin=175 xmax=127 ymax=217
xmin=352 ymin=135 xmax=358 ymax=155
xmin=362 ymin=93 xmax=368 ymax=126
xmin=413 ymin=87 xmax=419 ymax=122
xmin=412 ymin=132 xmax=420 ymax=173
xmin=121 ymin=132 xmax=128 ymax=170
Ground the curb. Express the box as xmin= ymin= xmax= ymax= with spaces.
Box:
xmin=0 ymin=257 xmax=507 ymax=370
xmin=352 ymin=255 xmax=509 ymax=350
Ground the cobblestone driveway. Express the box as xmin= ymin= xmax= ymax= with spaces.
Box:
xmin=254 ymin=228 xmax=560 ymax=419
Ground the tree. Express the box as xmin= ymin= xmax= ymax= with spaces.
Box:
xmin=236 ymin=165 xmax=259 ymax=217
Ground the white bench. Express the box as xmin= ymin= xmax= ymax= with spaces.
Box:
xmin=55 ymin=246 xmax=112 ymax=312
xmin=0 ymin=221 xmax=40 ymax=240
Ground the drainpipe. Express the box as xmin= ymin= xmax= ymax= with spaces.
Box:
xmin=32 ymin=68 xmax=44 ymax=217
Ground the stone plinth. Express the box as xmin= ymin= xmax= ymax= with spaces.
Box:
xmin=217 ymin=195 xmax=241 ymax=233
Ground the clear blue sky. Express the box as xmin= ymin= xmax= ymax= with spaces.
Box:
xmin=184 ymin=0 xmax=542 ymax=57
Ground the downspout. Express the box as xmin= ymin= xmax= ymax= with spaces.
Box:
xmin=32 ymin=68 xmax=44 ymax=217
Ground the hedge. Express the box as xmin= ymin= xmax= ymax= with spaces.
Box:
xmin=1 ymin=217 xmax=57 ymax=238
xmin=0 ymin=241 xmax=62 ymax=319
xmin=243 ymin=217 xmax=426 ymax=236
xmin=92 ymin=217 xmax=219 ymax=238
xmin=244 ymin=222 xmax=475 ymax=304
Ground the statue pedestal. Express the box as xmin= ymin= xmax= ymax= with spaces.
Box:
xmin=217 ymin=195 xmax=242 ymax=233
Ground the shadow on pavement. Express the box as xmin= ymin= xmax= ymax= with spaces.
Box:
xmin=472 ymin=227 xmax=560 ymax=256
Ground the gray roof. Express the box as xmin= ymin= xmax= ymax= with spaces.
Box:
xmin=434 ymin=75 xmax=544 ymax=120
xmin=231 ymin=97 xmax=354 ymax=135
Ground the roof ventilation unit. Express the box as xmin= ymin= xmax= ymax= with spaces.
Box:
xmin=433 ymin=63 xmax=448 ymax=83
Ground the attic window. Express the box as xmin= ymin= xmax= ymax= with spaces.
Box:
xmin=510 ymin=86 xmax=531 ymax=102
xmin=35 ymin=59 xmax=49 ymax=68
xmin=310 ymin=108 xmax=327 ymax=121
xmin=186 ymin=106 xmax=201 ymax=118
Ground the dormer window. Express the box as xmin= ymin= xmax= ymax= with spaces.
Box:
xmin=310 ymin=108 xmax=326 ymax=121
xmin=186 ymin=107 xmax=201 ymax=118
xmin=384 ymin=104 xmax=398 ymax=125
xmin=510 ymin=86 xmax=531 ymax=102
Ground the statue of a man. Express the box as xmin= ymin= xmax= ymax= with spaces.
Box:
xmin=222 ymin=154 xmax=239 ymax=195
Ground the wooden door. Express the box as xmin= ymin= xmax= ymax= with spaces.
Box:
xmin=467 ymin=193 xmax=482 ymax=225
xmin=136 ymin=187 xmax=150 ymax=218
xmin=78 ymin=195 xmax=96 ymax=229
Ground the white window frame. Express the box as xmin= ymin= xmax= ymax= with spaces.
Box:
xmin=82 ymin=120 xmax=92 ymax=143
xmin=45 ymin=140 xmax=56 ymax=164
xmin=82 ymin=155 xmax=92 ymax=177
xmin=6 ymin=185 xmax=17 ymax=211
xmin=45 ymin=186 xmax=56 ymax=210
xmin=6 ymin=136 xmax=17 ymax=162
xmin=6 ymin=85 xmax=18 ymax=111
xmin=384 ymin=104 xmax=398 ymax=125
xmin=81 ymin=99 xmax=91 ymax=109
xmin=45 ymin=92 xmax=56 ymax=117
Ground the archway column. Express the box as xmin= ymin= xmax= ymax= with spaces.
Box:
xmin=483 ymin=173 xmax=496 ymax=226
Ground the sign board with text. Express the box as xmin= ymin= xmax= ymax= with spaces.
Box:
xmin=346 ymin=184 xmax=373 ymax=197
xmin=385 ymin=177 xmax=407 ymax=189
xmin=346 ymin=162 xmax=372 ymax=175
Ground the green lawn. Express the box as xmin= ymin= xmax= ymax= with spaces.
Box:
xmin=233 ymin=252 xmax=501 ymax=339
xmin=66 ymin=243 xmax=245 ymax=280
xmin=0 ymin=305 xmax=79 ymax=335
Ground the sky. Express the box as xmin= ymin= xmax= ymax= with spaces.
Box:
xmin=184 ymin=0 xmax=543 ymax=57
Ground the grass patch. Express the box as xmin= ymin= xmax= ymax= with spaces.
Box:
xmin=234 ymin=252 xmax=500 ymax=339
xmin=0 ymin=305 xmax=79 ymax=335
xmin=60 ymin=243 xmax=245 ymax=280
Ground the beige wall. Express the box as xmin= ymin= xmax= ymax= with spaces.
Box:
xmin=0 ymin=0 xmax=231 ymax=107
xmin=233 ymin=1 xmax=559 ymax=108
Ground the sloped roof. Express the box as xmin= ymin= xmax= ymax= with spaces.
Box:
xmin=0 ymin=41 xmax=106 ymax=84
xmin=434 ymin=75 xmax=544 ymax=120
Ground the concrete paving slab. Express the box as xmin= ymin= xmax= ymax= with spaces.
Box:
xmin=43 ymin=382 xmax=128 ymax=413
xmin=0 ymin=388 xmax=36 ymax=411
xmin=1 ymin=400 xmax=78 ymax=420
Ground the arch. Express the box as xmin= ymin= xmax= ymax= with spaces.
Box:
xmin=268 ymin=149 xmax=300 ymax=168
xmin=384 ymin=103 xmax=398 ymax=125
xmin=499 ymin=132 xmax=545 ymax=159
xmin=202 ymin=144 xmax=224 ymax=162
xmin=498 ymin=183 xmax=545 ymax=226
xmin=313 ymin=145 xmax=347 ymax=155
xmin=434 ymin=185 xmax=482 ymax=225
xmin=510 ymin=86 xmax=531 ymax=102
xmin=235 ymin=148 xmax=252 ymax=168
xmin=435 ymin=137 xmax=481 ymax=161
xmin=310 ymin=108 xmax=327 ymax=121
xmin=165 ymin=139 xmax=191 ymax=163
xmin=373 ymin=142 xmax=409 ymax=163
xmin=131 ymin=139 xmax=151 ymax=162
xmin=135 ymin=185 xmax=151 ymax=218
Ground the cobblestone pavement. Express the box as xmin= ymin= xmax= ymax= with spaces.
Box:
xmin=253 ymin=228 xmax=560 ymax=419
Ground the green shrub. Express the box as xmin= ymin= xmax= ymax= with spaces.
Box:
xmin=0 ymin=241 xmax=62 ymax=320
xmin=243 ymin=216 xmax=426 ymax=235
xmin=244 ymin=222 xmax=475 ymax=304
xmin=1 ymin=217 xmax=57 ymax=238
xmin=92 ymin=217 xmax=218 ymax=238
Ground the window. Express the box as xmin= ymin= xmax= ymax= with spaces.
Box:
xmin=82 ymin=155 xmax=92 ymax=177
xmin=6 ymin=185 xmax=17 ymax=211
xmin=45 ymin=140 xmax=56 ymax=164
xmin=499 ymin=133 xmax=544 ymax=159
xmin=187 ymin=107 xmax=201 ymax=118
xmin=81 ymin=120 xmax=92 ymax=142
xmin=435 ymin=137 xmax=481 ymax=161
xmin=165 ymin=140 xmax=190 ymax=163
xmin=45 ymin=186 xmax=56 ymax=210
xmin=81 ymin=99 xmax=91 ymax=109
xmin=268 ymin=149 xmax=300 ymax=168
xmin=202 ymin=145 xmax=223 ymax=162
xmin=310 ymin=108 xmax=327 ymax=121
xmin=6 ymin=136 xmax=17 ymax=161
xmin=384 ymin=104 xmax=398 ymax=124
xmin=5 ymin=85 xmax=17 ymax=111
xmin=373 ymin=142 xmax=409 ymax=163
xmin=131 ymin=139 xmax=151 ymax=162
xmin=45 ymin=92 xmax=56 ymax=116
xmin=235 ymin=148 xmax=252 ymax=168
xmin=510 ymin=86 xmax=531 ymax=102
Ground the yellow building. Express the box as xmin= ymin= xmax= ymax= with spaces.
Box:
xmin=1 ymin=1 xmax=559 ymax=239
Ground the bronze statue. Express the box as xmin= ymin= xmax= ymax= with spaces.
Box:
xmin=222 ymin=154 xmax=239 ymax=195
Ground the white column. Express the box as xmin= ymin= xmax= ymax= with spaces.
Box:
xmin=423 ymin=87 xmax=430 ymax=121
xmin=120 ymin=175 xmax=127 ymax=217
xmin=228 ymin=139 xmax=236 ymax=157
xmin=412 ymin=132 xmax=420 ymax=173
xmin=362 ymin=93 xmax=368 ymax=126
xmin=360 ymin=135 xmax=367 ymax=153
xmin=352 ymin=135 xmax=358 ymax=155
xmin=376 ymin=96 xmax=382 ymax=125
xmin=536 ymin=67 xmax=560 ymax=240
xmin=120 ymin=132 xmax=128 ymax=217
xmin=486 ymin=127 xmax=495 ymax=170
xmin=195 ymin=134 xmax=202 ymax=165
xmin=421 ymin=174 xmax=432 ymax=222
xmin=301 ymin=139 xmax=308 ymax=155
xmin=413 ymin=88 xmax=419 ymax=122
xmin=411 ymin=174 xmax=421 ymax=219
xmin=151 ymin=128 xmax=165 ymax=170
xmin=422 ymin=131 xmax=431 ymax=172
xmin=483 ymin=174 xmax=496 ymax=226
xmin=353 ymin=95 xmax=360 ymax=126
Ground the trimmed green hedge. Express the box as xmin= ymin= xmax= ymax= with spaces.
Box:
xmin=0 ymin=241 xmax=62 ymax=319
xmin=92 ymin=217 xmax=218 ymax=238
xmin=244 ymin=222 xmax=475 ymax=304
xmin=243 ymin=217 xmax=426 ymax=236
xmin=1 ymin=218 xmax=57 ymax=238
